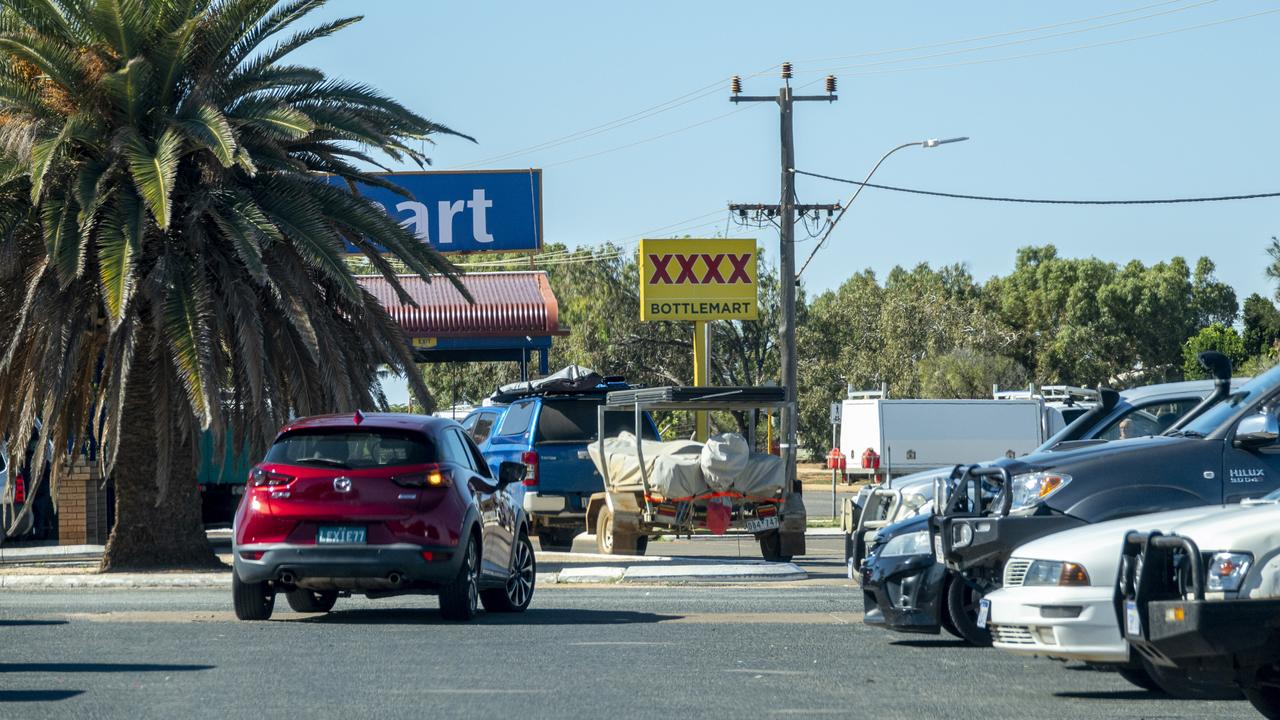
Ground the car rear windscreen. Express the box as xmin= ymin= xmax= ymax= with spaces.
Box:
xmin=535 ymin=400 xmax=659 ymax=443
xmin=265 ymin=429 xmax=436 ymax=469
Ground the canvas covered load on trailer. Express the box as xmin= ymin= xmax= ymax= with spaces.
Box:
xmin=584 ymin=386 xmax=802 ymax=562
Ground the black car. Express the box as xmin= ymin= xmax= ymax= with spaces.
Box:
xmin=922 ymin=360 xmax=1280 ymax=644
xmin=859 ymin=370 xmax=1238 ymax=644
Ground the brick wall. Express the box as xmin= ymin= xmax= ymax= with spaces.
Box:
xmin=56 ymin=455 xmax=108 ymax=545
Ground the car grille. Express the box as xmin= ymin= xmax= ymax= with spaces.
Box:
xmin=990 ymin=624 xmax=1036 ymax=645
xmin=1004 ymin=558 xmax=1033 ymax=587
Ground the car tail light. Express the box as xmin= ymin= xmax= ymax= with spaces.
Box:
xmin=393 ymin=465 xmax=449 ymax=488
xmin=12 ymin=471 xmax=25 ymax=504
xmin=521 ymin=451 xmax=539 ymax=487
xmin=239 ymin=551 xmax=265 ymax=561
xmin=250 ymin=468 xmax=294 ymax=487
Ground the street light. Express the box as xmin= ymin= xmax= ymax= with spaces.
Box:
xmin=796 ymin=136 xmax=969 ymax=277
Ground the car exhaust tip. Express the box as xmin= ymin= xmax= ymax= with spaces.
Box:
xmin=278 ymin=571 xmax=296 ymax=585
xmin=387 ymin=572 xmax=403 ymax=586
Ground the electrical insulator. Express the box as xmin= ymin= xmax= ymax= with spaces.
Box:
xmin=731 ymin=75 xmax=742 ymax=94
xmin=781 ymin=62 xmax=793 ymax=79
xmin=825 ymin=75 xmax=837 ymax=94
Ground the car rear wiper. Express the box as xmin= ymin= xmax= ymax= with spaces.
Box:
xmin=295 ymin=457 xmax=351 ymax=469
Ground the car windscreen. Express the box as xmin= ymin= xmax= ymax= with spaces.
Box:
xmin=1179 ymin=364 xmax=1280 ymax=437
xmin=264 ymin=429 xmax=436 ymax=469
xmin=535 ymin=400 xmax=659 ymax=443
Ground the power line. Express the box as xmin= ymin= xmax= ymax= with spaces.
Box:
xmin=793 ymin=168 xmax=1280 ymax=205
xmin=446 ymin=2 xmax=1218 ymax=170
xmin=827 ymin=7 xmax=1280 ymax=79
xmin=792 ymin=0 xmax=1193 ymax=64
xmin=804 ymin=0 xmax=1217 ymax=74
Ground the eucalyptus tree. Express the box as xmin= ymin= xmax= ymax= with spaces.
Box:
xmin=0 ymin=0 xmax=468 ymax=568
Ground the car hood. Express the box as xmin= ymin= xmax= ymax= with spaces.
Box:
xmin=1011 ymin=506 xmax=1225 ymax=573
xmin=994 ymin=434 xmax=1194 ymax=474
xmin=873 ymin=512 xmax=932 ymax=544
xmin=887 ymin=467 xmax=952 ymax=490
xmin=1151 ymin=501 xmax=1280 ymax=553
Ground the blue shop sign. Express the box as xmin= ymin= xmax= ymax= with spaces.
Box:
xmin=334 ymin=169 xmax=543 ymax=254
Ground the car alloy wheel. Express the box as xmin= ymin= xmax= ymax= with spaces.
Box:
xmin=464 ymin=540 xmax=479 ymax=615
xmin=482 ymin=533 xmax=536 ymax=613
xmin=507 ymin=536 xmax=535 ymax=607
xmin=440 ymin=534 xmax=481 ymax=621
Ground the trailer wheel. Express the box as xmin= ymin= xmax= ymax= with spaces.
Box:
xmin=944 ymin=574 xmax=991 ymax=647
xmin=595 ymin=505 xmax=615 ymax=554
xmin=758 ymin=530 xmax=792 ymax=563
xmin=594 ymin=505 xmax=646 ymax=555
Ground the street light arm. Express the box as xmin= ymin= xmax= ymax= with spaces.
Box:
xmin=795 ymin=142 xmax=922 ymax=279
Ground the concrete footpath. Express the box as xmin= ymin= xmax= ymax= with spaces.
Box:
xmin=0 ymin=530 xmax=843 ymax=589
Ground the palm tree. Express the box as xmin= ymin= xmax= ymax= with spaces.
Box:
xmin=0 ymin=0 xmax=470 ymax=569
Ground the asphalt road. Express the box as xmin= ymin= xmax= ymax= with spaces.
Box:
xmin=0 ymin=582 xmax=1256 ymax=720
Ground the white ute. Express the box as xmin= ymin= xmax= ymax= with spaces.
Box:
xmin=984 ymin=505 xmax=1249 ymax=698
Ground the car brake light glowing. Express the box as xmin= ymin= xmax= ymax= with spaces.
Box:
xmin=13 ymin=472 xmax=25 ymax=504
xmin=422 ymin=551 xmax=434 ymax=562
xmin=521 ymin=451 xmax=539 ymax=487
xmin=393 ymin=465 xmax=448 ymax=489
xmin=250 ymin=468 xmax=294 ymax=487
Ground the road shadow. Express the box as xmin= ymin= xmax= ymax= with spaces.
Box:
xmin=1053 ymin=690 xmax=1169 ymax=701
xmin=0 ymin=663 xmax=214 ymax=674
xmin=0 ymin=620 xmax=67 ymax=627
xmin=0 ymin=690 xmax=84 ymax=702
xmin=889 ymin=639 xmax=973 ymax=649
xmin=295 ymin=608 xmax=682 ymax=626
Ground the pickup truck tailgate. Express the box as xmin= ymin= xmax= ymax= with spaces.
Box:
xmin=533 ymin=398 xmax=657 ymax=496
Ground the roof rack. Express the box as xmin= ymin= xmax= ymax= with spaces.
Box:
xmin=992 ymin=384 xmax=1100 ymax=404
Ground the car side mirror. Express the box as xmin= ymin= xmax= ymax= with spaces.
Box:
xmin=497 ymin=461 xmax=526 ymax=488
xmin=1235 ymin=411 xmax=1280 ymax=448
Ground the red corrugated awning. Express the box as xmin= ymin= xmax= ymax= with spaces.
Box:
xmin=357 ymin=271 xmax=568 ymax=338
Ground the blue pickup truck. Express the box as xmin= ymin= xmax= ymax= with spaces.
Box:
xmin=465 ymin=368 xmax=659 ymax=552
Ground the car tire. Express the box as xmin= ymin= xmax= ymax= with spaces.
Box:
xmin=944 ymin=574 xmax=991 ymax=647
xmin=1246 ymin=685 xmax=1280 ymax=719
xmin=285 ymin=589 xmax=338 ymax=614
xmin=758 ymin=530 xmax=793 ymax=563
xmin=481 ymin=532 xmax=536 ymax=613
xmin=939 ymin=601 xmax=962 ymax=639
xmin=232 ymin=570 xmax=275 ymax=621
xmin=1115 ymin=665 xmax=1161 ymax=692
xmin=1142 ymin=658 xmax=1242 ymax=700
xmin=439 ymin=534 xmax=480 ymax=621
xmin=537 ymin=528 xmax=578 ymax=553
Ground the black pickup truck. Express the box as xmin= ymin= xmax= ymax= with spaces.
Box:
xmin=931 ymin=360 xmax=1280 ymax=625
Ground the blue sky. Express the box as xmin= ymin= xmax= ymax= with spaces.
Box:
xmin=293 ymin=0 xmax=1280 ymax=307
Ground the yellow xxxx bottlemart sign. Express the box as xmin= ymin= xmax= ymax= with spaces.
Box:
xmin=639 ymin=239 xmax=758 ymax=321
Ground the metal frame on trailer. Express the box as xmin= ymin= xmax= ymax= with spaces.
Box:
xmin=587 ymin=386 xmax=806 ymax=561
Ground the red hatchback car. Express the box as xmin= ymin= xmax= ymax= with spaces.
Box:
xmin=232 ymin=412 xmax=535 ymax=621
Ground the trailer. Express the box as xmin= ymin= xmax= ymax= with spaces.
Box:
xmin=584 ymin=386 xmax=805 ymax=562
xmin=838 ymin=394 xmax=1077 ymax=483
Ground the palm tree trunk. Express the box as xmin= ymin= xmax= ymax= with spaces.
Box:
xmin=100 ymin=338 xmax=220 ymax=571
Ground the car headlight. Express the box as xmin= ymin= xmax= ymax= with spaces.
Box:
xmin=902 ymin=493 xmax=928 ymax=512
xmin=879 ymin=530 xmax=932 ymax=558
xmin=1008 ymin=471 xmax=1072 ymax=510
xmin=1023 ymin=560 xmax=1090 ymax=586
xmin=1205 ymin=552 xmax=1252 ymax=592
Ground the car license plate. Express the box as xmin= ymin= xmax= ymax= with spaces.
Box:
xmin=1125 ymin=600 xmax=1142 ymax=636
xmin=976 ymin=598 xmax=991 ymax=629
xmin=746 ymin=516 xmax=780 ymax=533
xmin=934 ymin=535 xmax=946 ymax=564
xmin=317 ymin=526 xmax=366 ymax=544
